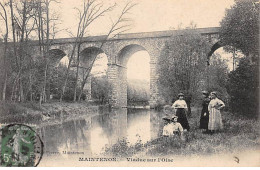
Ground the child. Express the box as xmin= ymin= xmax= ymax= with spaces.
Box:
xmin=162 ymin=115 xmax=184 ymax=138
xmin=162 ymin=116 xmax=172 ymax=136
xmin=170 ymin=115 xmax=184 ymax=137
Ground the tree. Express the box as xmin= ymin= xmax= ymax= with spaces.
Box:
xmin=0 ymin=0 xmax=136 ymax=105
xmin=207 ymin=53 xmax=229 ymax=101
xmin=6 ymin=0 xmax=37 ymax=102
xmin=34 ymin=0 xmax=60 ymax=105
xmin=226 ymin=58 xmax=259 ymax=117
xmin=0 ymin=1 xmax=9 ymax=101
xmin=59 ymin=0 xmax=116 ymax=102
xmin=91 ymin=76 xmax=111 ymax=104
xmin=220 ymin=0 xmax=259 ymax=117
xmin=48 ymin=65 xmax=81 ymax=101
xmin=158 ymin=26 xmax=210 ymax=103
xmin=219 ymin=0 xmax=259 ymax=63
xmin=0 ymin=0 xmax=61 ymax=104
xmin=76 ymin=1 xmax=136 ymax=101
xmin=127 ymin=79 xmax=150 ymax=105
xmin=58 ymin=0 xmax=136 ymax=102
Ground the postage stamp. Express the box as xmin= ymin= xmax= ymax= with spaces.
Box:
xmin=0 ymin=124 xmax=44 ymax=167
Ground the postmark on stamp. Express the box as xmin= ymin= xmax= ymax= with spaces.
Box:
xmin=0 ymin=124 xmax=44 ymax=167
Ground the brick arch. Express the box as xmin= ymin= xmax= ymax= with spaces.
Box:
xmin=49 ymin=44 xmax=72 ymax=55
xmin=79 ymin=46 xmax=106 ymax=69
xmin=207 ymin=41 xmax=223 ymax=65
xmin=48 ymin=49 xmax=67 ymax=67
xmin=77 ymin=46 xmax=109 ymax=101
xmin=107 ymin=44 xmax=151 ymax=107
xmin=117 ymin=44 xmax=147 ymax=67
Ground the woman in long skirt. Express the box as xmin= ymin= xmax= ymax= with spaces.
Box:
xmin=200 ymin=91 xmax=210 ymax=131
xmin=208 ymin=92 xmax=225 ymax=134
xmin=172 ymin=93 xmax=190 ymax=131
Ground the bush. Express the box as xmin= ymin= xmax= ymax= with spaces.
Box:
xmin=226 ymin=58 xmax=259 ymax=117
xmin=0 ymin=102 xmax=42 ymax=124
xmin=104 ymin=138 xmax=144 ymax=158
xmin=49 ymin=65 xmax=83 ymax=101
xmin=91 ymin=76 xmax=111 ymax=104
xmin=146 ymin=136 xmax=186 ymax=156
xmin=0 ymin=102 xmax=27 ymax=116
xmin=127 ymin=79 xmax=150 ymax=105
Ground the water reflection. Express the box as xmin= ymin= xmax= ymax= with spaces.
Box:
xmin=90 ymin=108 xmax=127 ymax=155
xmin=127 ymin=109 xmax=151 ymax=144
xmin=39 ymin=108 xmax=163 ymax=157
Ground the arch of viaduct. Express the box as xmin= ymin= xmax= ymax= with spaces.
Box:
xmin=34 ymin=27 xmax=220 ymax=108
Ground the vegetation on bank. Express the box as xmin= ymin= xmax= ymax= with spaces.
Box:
xmin=0 ymin=101 xmax=105 ymax=124
xmin=226 ymin=58 xmax=259 ymax=118
xmin=103 ymin=108 xmax=259 ymax=157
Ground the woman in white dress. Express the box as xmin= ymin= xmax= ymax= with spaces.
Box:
xmin=208 ymin=92 xmax=225 ymax=134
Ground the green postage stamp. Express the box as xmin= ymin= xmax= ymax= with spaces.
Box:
xmin=0 ymin=124 xmax=43 ymax=167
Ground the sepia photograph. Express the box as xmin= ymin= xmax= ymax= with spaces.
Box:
xmin=0 ymin=0 xmax=259 ymax=167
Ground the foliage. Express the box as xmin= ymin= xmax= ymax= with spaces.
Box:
xmin=219 ymin=0 xmax=259 ymax=60
xmin=207 ymin=53 xmax=230 ymax=104
xmin=147 ymin=115 xmax=259 ymax=156
xmin=104 ymin=137 xmax=144 ymax=158
xmin=226 ymin=58 xmax=259 ymax=117
xmin=127 ymin=79 xmax=150 ymax=105
xmin=0 ymin=101 xmax=42 ymax=124
xmin=3 ymin=55 xmax=82 ymax=102
xmin=91 ymin=76 xmax=111 ymax=104
xmin=158 ymin=27 xmax=211 ymax=103
xmin=0 ymin=0 xmax=60 ymax=103
xmin=49 ymin=65 xmax=84 ymax=101
xmin=220 ymin=0 xmax=259 ymax=116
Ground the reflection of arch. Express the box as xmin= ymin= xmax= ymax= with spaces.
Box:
xmin=117 ymin=44 xmax=147 ymax=67
xmin=48 ymin=49 xmax=66 ymax=66
xmin=207 ymin=41 xmax=223 ymax=65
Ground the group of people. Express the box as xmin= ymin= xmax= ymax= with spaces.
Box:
xmin=162 ymin=91 xmax=225 ymax=138
xmin=200 ymin=91 xmax=225 ymax=133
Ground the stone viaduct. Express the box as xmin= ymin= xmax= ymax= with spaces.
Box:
xmin=34 ymin=27 xmax=221 ymax=108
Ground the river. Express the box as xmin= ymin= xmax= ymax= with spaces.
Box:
xmin=39 ymin=108 xmax=164 ymax=158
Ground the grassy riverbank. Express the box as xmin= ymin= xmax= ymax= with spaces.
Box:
xmin=0 ymin=101 xmax=106 ymax=124
xmin=104 ymin=108 xmax=259 ymax=157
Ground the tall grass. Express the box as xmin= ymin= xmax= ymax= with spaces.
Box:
xmin=104 ymin=138 xmax=144 ymax=158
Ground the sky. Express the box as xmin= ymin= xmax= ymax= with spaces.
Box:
xmin=52 ymin=0 xmax=235 ymax=37
xmin=54 ymin=0 xmax=236 ymax=80
xmin=127 ymin=51 xmax=150 ymax=80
